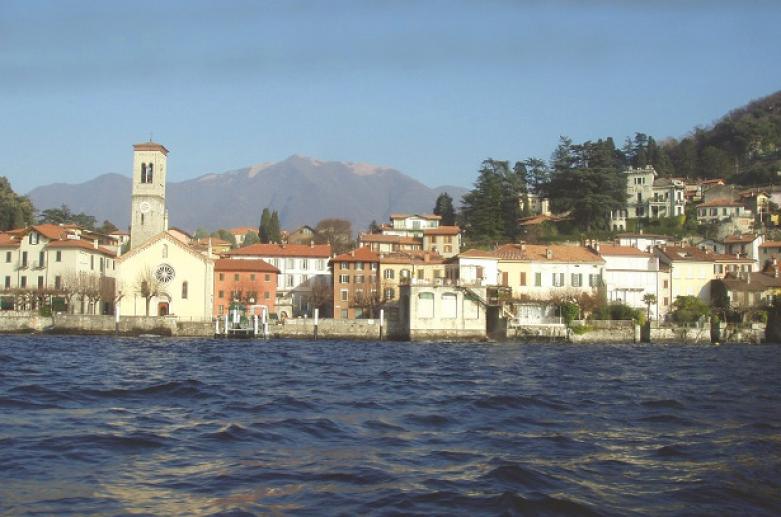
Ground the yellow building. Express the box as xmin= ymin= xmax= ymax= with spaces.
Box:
xmin=655 ymin=246 xmax=715 ymax=304
xmin=379 ymin=252 xmax=446 ymax=302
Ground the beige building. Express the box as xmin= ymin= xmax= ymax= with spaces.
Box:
xmin=422 ymin=226 xmax=461 ymax=258
xmin=655 ymin=246 xmax=715 ymax=304
xmin=379 ymin=252 xmax=446 ymax=303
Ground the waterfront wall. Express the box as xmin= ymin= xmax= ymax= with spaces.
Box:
xmin=569 ymin=320 xmax=639 ymax=344
xmin=0 ymin=312 xmax=52 ymax=333
xmin=272 ymin=318 xmax=385 ymax=340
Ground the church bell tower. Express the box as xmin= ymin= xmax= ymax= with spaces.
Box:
xmin=129 ymin=141 xmax=169 ymax=249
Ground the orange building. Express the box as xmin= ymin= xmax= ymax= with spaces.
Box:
xmin=330 ymin=247 xmax=381 ymax=319
xmin=213 ymin=258 xmax=280 ymax=317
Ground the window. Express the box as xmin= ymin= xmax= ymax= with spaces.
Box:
xmin=384 ymin=288 xmax=395 ymax=300
xmin=535 ymin=272 xmax=542 ymax=287
xmin=418 ymin=292 xmax=434 ymax=318
xmin=520 ymin=272 xmax=527 ymax=286
xmin=264 ymin=292 xmax=269 ymax=300
xmin=250 ymin=273 xmax=256 ymax=281
xmin=341 ymin=262 xmax=349 ymax=269
xmin=5 ymin=251 xmax=10 ymax=263
xmin=340 ymin=289 xmax=349 ymax=301
xmin=401 ymin=269 xmax=411 ymax=279
xmin=234 ymin=273 xmax=240 ymax=281
xmin=219 ymin=273 xmax=224 ymax=281
xmin=147 ymin=163 xmax=153 ymax=183
xmin=355 ymin=262 xmax=364 ymax=271
xmin=22 ymin=252 xmax=27 ymax=268
xmin=182 ymin=281 xmax=188 ymax=299
xmin=38 ymin=251 xmax=45 ymax=267
xmin=441 ymin=293 xmax=457 ymax=319
xmin=265 ymin=273 xmax=270 ymax=282
xmin=141 ymin=214 xmax=145 ymax=225
xmin=4 ymin=276 xmax=10 ymax=288
xmin=589 ymin=274 xmax=600 ymax=287
xmin=218 ymin=305 xmax=224 ymax=315
xmin=340 ymin=274 xmax=349 ymax=284
xmin=90 ymin=256 xmax=94 ymax=270
xmin=552 ymin=272 xmax=564 ymax=287
xmin=301 ymin=259 xmax=308 ymax=270
xmin=383 ymin=269 xmax=395 ymax=280
xmin=571 ymin=273 xmax=582 ymax=287
xmin=29 ymin=232 xmax=39 ymax=245
xmin=417 ymin=269 xmax=425 ymax=280
xmin=663 ymin=279 xmax=669 ymax=289
xmin=341 ymin=309 xmax=349 ymax=319
xmin=219 ymin=290 xmax=224 ymax=299
xmin=20 ymin=276 xmax=26 ymax=288
xmin=664 ymin=297 xmax=669 ymax=306
xmin=286 ymin=275 xmax=294 ymax=287
xmin=355 ymin=275 xmax=364 ymax=284
xmin=287 ymin=258 xmax=295 ymax=269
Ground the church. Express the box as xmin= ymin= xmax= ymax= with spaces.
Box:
xmin=115 ymin=142 xmax=215 ymax=319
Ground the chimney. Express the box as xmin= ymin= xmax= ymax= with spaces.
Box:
xmin=310 ymin=240 xmax=315 ymax=248
xmin=350 ymin=250 xmax=355 ymax=257
xmin=595 ymin=242 xmax=600 ymax=253
xmin=545 ymin=248 xmax=553 ymax=260
xmin=93 ymin=239 xmax=98 ymax=249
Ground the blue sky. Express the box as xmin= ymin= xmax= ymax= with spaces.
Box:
xmin=1 ymin=0 xmax=780 ymax=194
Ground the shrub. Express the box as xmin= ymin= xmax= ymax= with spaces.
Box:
xmin=671 ymin=295 xmax=710 ymax=325
xmin=591 ymin=303 xmax=644 ymax=324
xmin=558 ymin=302 xmax=579 ymax=324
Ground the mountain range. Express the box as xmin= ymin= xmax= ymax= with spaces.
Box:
xmin=27 ymin=155 xmax=468 ymax=233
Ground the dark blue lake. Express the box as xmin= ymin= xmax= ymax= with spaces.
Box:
xmin=1 ymin=336 xmax=780 ymax=516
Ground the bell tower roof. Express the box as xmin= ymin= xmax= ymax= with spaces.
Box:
xmin=133 ymin=142 xmax=169 ymax=155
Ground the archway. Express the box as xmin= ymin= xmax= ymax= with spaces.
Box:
xmin=158 ymin=302 xmax=170 ymax=316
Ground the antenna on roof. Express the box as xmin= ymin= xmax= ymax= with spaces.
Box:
xmin=149 ymin=132 xmax=153 ymax=142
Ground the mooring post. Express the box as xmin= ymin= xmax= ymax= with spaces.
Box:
xmin=253 ymin=314 xmax=258 ymax=336
xmin=114 ymin=304 xmax=120 ymax=334
xmin=262 ymin=307 xmax=269 ymax=339
xmin=379 ymin=308 xmax=384 ymax=341
xmin=214 ymin=317 xmax=219 ymax=336
xmin=224 ymin=313 xmax=229 ymax=337
xmin=314 ymin=308 xmax=319 ymax=340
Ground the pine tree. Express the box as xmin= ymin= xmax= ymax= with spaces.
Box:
xmin=459 ymin=160 xmax=506 ymax=244
xmin=0 ymin=177 xmax=34 ymax=231
xmin=433 ymin=193 xmax=456 ymax=226
xmin=269 ymin=211 xmax=281 ymax=243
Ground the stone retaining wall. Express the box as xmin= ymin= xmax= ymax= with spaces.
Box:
xmin=0 ymin=312 xmax=52 ymax=333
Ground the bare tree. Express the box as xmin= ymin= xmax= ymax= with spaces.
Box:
xmin=313 ymin=218 xmax=353 ymax=254
xmin=136 ymin=268 xmax=163 ymax=316
xmin=308 ymin=276 xmax=332 ymax=315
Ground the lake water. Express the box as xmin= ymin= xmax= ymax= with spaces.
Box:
xmin=1 ymin=336 xmax=780 ymax=516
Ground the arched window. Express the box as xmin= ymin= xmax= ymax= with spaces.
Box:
xmin=441 ymin=293 xmax=457 ymax=319
xmin=162 ymin=244 xmax=168 ymax=258
xmin=147 ymin=163 xmax=153 ymax=183
xmin=418 ymin=292 xmax=434 ymax=318
xmin=181 ymin=281 xmax=188 ymax=299
xmin=140 ymin=163 xmax=147 ymax=183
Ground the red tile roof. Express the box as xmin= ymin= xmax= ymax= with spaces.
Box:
xmin=133 ymin=141 xmax=169 ymax=154
xmin=423 ymin=225 xmax=461 ymax=236
xmin=696 ymin=199 xmax=745 ymax=208
xmin=379 ymin=251 xmax=445 ymax=265
xmin=655 ymin=246 xmax=715 ymax=262
xmin=493 ymin=243 xmax=604 ymax=263
xmin=228 ymin=226 xmax=259 ymax=235
xmin=459 ymin=248 xmax=497 ymax=259
xmin=0 ymin=233 xmax=20 ymax=247
xmin=723 ymin=234 xmax=758 ymax=244
xmin=760 ymin=241 xmax=781 ymax=249
xmin=332 ymin=247 xmax=380 ymax=262
xmin=45 ymin=239 xmax=117 ymax=257
xmin=359 ymin=233 xmax=420 ymax=245
xmin=215 ymin=258 xmax=279 ymax=273
xmin=598 ymin=244 xmax=653 ymax=257
xmin=30 ymin=224 xmax=69 ymax=240
xmin=228 ymin=243 xmax=332 ymax=258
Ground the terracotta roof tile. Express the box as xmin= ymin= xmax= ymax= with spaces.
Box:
xmin=45 ymin=239 xmax=118 ymax=257
xmin=598 ymin=244 xmax=652 ymax=257
xmin=493 ymin=243 xmax=604 ymax=263
xmin=759 ymin=241 xmax=781 ymax=249
xmin=359 ymin=233 xmax=420 ymax=245
xmin=0 ymin=233 xmax=20 ymax=247
xmin=696 ymin=199 xmax=745 ymax=208
xmin=215 ymin=258 xmax=279 ymax=273
xmin=332 ymin=247 xmax=380 ymax=262
xmin=423 ymin=225 xmax=461 ymax=236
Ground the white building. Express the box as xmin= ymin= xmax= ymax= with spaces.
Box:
xmin=448 ymin=249 xmax=499 ymax=286
xmin=615 ymin=232 xmax=674 ymax=253
xmin=117 ymin=141 xmax=215 ymax=320
xmin=0 ymin=224 xmax=118 ymax=314
xmin=227 ymin=242 xmax=332 ymax=318
xmin=610 ymin=166 xmax=686 ymax=231
xmin=599 ymin=244 xmax=665 ymax=319
xmin=382 ymin=214 xmax=441 ymax=239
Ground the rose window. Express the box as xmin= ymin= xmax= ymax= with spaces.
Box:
xmin=154 ymin=263 xmax=175 ymax=283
